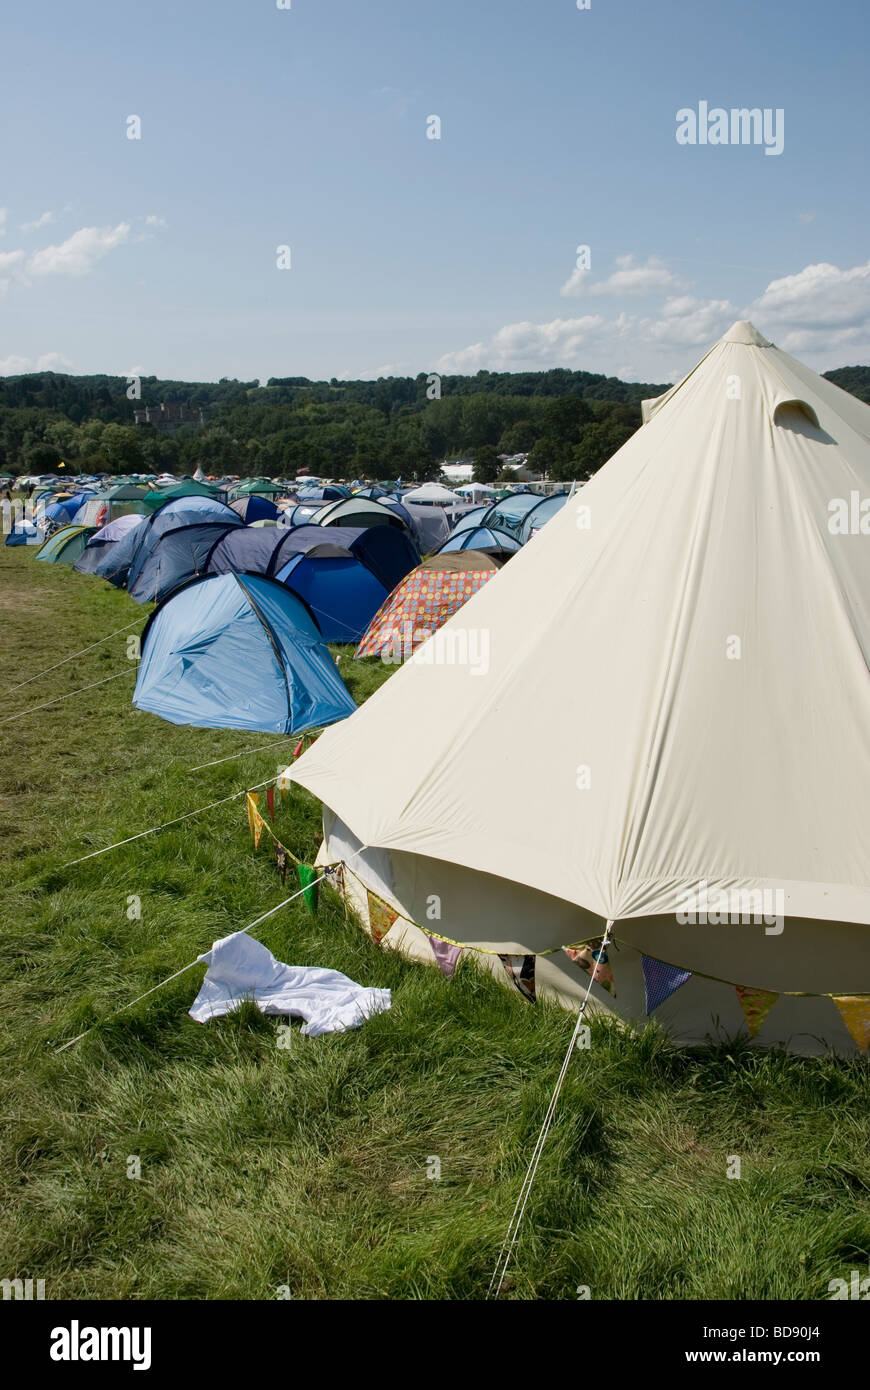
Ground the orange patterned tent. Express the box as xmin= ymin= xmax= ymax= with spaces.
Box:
xmin=355 ymin=551 xmax=501 ymax=661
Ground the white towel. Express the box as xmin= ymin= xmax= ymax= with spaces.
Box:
xmin=189 ymin=930 xmax=391 ymax=1037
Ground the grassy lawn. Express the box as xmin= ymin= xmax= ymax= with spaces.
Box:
xmin=1 ymin=542 xmax=869 ymax=1300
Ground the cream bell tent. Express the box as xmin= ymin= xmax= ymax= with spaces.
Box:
xmin=285 ymin=322 xmax=870 ymax=1056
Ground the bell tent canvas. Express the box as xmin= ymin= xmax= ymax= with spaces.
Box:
xmin=285 ymin=322 xmax=870 ymax=1056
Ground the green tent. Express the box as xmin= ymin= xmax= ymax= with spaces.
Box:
xmin=230 ymin=478 xmax=284 ymax=497
xmin=105 ymin=484 xmax=148 ymax=501
xmin=36 ymin=524 xmax=96 ymax=563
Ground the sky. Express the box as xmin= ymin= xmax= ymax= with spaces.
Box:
xmin=1 ymin=0 xmax=868 ymax=385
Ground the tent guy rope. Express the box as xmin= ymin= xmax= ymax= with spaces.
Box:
xmin=0 ymin=669 xmax=135 ymax=725
xmin=62 ymin=778 xmax=278 ymax=866
xmin=1 ymin=618 xmax=142 ymax=696
xmin=487 ymin=919 xmax=615 ymax=1299
xmin=53 ymin=844 xmax=370 ymax=1054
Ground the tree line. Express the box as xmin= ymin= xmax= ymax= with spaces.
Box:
xmin=3 ymin=363 xmax=868 ymax=483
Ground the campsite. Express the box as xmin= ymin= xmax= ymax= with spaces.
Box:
xmin=2 ymin=0 xmax=870 ymax=1342
xmin=4 ymin=322 xmax=870 ymax=1309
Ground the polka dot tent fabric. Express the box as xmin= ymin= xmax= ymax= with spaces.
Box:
xmin=355 ymin=567 xmax=496 ymax=660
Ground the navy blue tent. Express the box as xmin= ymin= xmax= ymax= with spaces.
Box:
xmin=127 ymin=522 xmax=240 ymax=604
xmin=133 ymin=572 xmax=356 ymax=733
xmin=296 ymin=485 xmax=349 ymax=501
xmin=206 ymin=524 xmax=420 ymax=643
xmin=5 ymin=517 xmax=41 ymax=546
xmin=102 ymin=495 xmax=242 ymax=589
xmin=229 ymin=495 xmax=281 ymax=524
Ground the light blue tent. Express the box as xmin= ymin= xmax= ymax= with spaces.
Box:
xmin=445 ymin=505 xmax=490 ymax=539
xmin=436 ymin=526 xmax=521 ymax=556
xmin=517 ymin=492 xmax=569 ymax=542
xmin=133 ymin=572 xmax=357 ymax=734
xmin=480 ymin=492 xmax=543 ymax=537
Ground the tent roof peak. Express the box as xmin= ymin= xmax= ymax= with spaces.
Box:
xmin=721 ymin=319 xmax=771 ymax=347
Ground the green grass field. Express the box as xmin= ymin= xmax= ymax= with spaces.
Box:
xmin=2 ymin=543 xmax=870 ymax=1300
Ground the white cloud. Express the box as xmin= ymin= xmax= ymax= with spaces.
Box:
xmin=798 ymin=211 xmax=816 ymax=224
xmin=436 ymin=298 xmax=734 ymax=380
xmin=745 ymin=261 xmax=870 ymax=362
xmin=20 ymin=211 xmax=54 ymax=233
xmin=27 ymin=222 xmax=131 ymax=277
xmin=0 ymin=249 xmax=27 ymax=294
xmin=647 ymin=295 xmax=736 ymax=345
xmin=561 ymin=254 xmax=684 ymax=299
xmin=0 ymin=208 xmax=6 ymax=237
xmin=145 ymin=214 xmax=167 ymax=228
xmin=750 ymin=261 xmax=870 ymax=331
xmin=0 ymin=351 xmax=72 ymax=374
xmin=439 ymin=258 xmax=870 ymax=379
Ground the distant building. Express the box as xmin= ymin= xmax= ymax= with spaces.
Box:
xmin=133 ymin=403 xmax=206 ymax=432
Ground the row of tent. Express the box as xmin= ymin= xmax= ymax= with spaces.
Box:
xmin=20 ymin=488 xmax=520 ymax=736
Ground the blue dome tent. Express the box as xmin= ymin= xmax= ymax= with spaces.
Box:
xmin=133 ymin=572 xmax=357 ymax=734
xmin=127 ymin=522 xmax=241 ymax=604
xmin=104 ymin=495 xmax=242 ymax=590
xmin=517 ymin=492 xmax=569 ymax=542
xmin=5 ymin=516 xmax=42 ymax=546
xmin=445 ymin=505 xmax=491 ymax=539
xmin=477 ymin=492 xmax=542 ymax=538
xmin=74 ymin=514 xmax=145 ymax=575
xmin=229 ymin=495 xmax=281 ymax=524
xmin=205 ymin=524 xmax=420 ymax=643
xmin=436 ymin=526 xmax=521 ymax=557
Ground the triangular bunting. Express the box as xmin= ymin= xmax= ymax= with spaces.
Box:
xmin=564 ymin=940 xmax=616 ymax=996
xmin=833 ymin=996 xmax=870 ymax=1054
xmin=245 ymin=792 xmax=260 ymax=842
xmin=428 ymin=935 xmax=462 ymax=979
xmin=498 ymin=954 xmax=536 ymax=1003
xmin=642 ymin=957 xmax=692 ymax=1013
xmin=735 ymin=985 xmax=778 ymax=1037
xmin=266 ymin=787 xmax=275 ymax=823
xmin=275 ymin=845 xmax=289 ymax=885
xmin=298 ymin=864 xmax=319 ymax=914
xmin=366 ymin=890 xmax=398 ymax=943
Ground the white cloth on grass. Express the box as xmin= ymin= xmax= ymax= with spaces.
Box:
xmin=189 ymin=930 xmax=391 ymax=1036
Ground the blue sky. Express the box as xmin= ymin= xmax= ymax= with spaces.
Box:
xmin=1 ymin=0 xmax=868 ymax=383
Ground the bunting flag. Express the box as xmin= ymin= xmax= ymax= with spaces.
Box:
xmin=428 ymin=935 xmax=463 ymax=979
xmin=498 ymin=954 xmax=536 ymax=1003
xmin=564 ymin=940 xmax=616 ymax=996
xmin=367 ymin=890 xmax=398 ymax=944
xmin=275 ymin=845 xmax=289 ymax=885
xmin=245 ymin=792 xmax=264 ymax=849
xmin=266 ymin=787 xmax=275 ymax=823
xmin=735 ymin=985 xmax=778 ymax=1037
xmin=642 ymin=957 xmax=692 ymax=1014
xmin=293 ymin=738 xmax=304 ymax=758
xmin=298 ymin=864 xmax=319 ymax=914
xmin=833 ymin=996 xmax=870 ymax=1054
